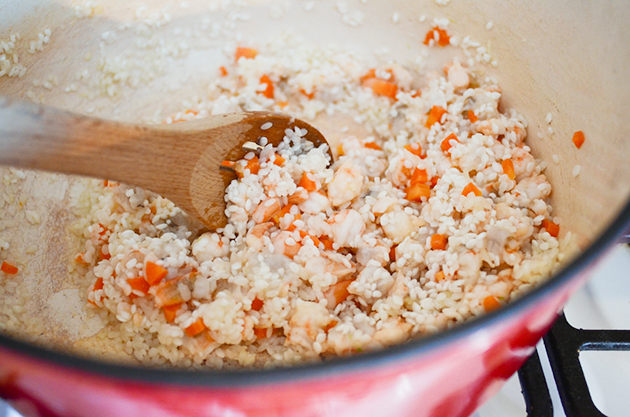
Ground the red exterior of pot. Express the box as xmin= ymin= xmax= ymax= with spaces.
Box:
xmin=0 ymin=261 xmax=598 ymax=417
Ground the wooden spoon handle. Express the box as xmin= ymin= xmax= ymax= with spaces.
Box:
xmin=0 ymin=96 xmax=328 ymax=230
xmin=0 ymin=96 xmax=206 ymax=186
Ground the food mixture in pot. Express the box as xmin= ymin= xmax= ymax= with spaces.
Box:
xmin=63 ymin=35 xmax=566 ymax=368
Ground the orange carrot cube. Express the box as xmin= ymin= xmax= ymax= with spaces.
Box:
xmin=462 ymin=182 xmax=482 ymax=197
xmin=572 ymin=131 xmax=585 ymax=149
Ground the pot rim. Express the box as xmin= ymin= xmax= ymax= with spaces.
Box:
xmin=2 ymin=201 xmax=630 ymax=388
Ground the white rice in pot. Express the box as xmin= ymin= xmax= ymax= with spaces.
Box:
xmin=75 ymin=39 xmax=566 ymax=368
xmin=0 ymin=20 xmax=569 ymax=369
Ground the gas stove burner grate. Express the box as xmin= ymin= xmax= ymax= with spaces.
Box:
xmin=516 ymin=312 xmax=630 ymax=417
xmin=543 ymin=313 xmax=630 ymax=417
xmin=517 ymin=351 xmax=554 ymax=417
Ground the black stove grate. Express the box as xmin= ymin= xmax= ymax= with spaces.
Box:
xmin=515 ymin=312 xmax=630 ymax=417
xmin=517 ymin=350 xmax=554 ymax=417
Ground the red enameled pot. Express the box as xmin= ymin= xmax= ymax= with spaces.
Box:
xmin=1 ymin=1 xmax=630 ymax=416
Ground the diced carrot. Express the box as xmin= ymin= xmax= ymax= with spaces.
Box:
xmin=430 ymin=176 xmax=439 ymax=188
xmin=360 ymin=69 xmax=376 ymax=83
xmin=431 ymin=234 xmax=447 ymax=250
xmin=87 ymin=299 xmax=98 ymax=307
xmin=300 ymin=88 xmax=315 ymax=99
xmin=75 ymin=253 xmax=89 ymax=265
xmin=405 ymin=183 xmax=431 ymax=201
xmin=502 ymin=159 xmax=516 ymax=180
xmin=163 ymin=303 xmax=182 ymax=324
xmin=483 ymin=295 xmax=501 ymax=312
xmin=319 ymin=236 xmax=335 ymax=251
xmin=245 ymin=156 xmax=260 ymax=175
xmin=298 ymin=172 xmax=318 ymax=192
xmin=572 ymin=130 xmax=585 ymax=149
xmin=127 ymin=277 xmax=150 ymax=296
xmin=254 ymin=327 xmax=268 ymax=339
xmin=155 ymin=277 xmax=186 ymax=307
xmin=425 ymin=105 xmax=447 ymax=128
xmin=251 ymin=297 xmax=264 ymax=311
xmin=462 ymin=182 xmax=482 ymax=197
xmin=185 ymin=318 xmax=207 ymax=337
xmin=273 ymin=154 xmax=286 ymax=166
xmin=441 ymin=133 xmax=459 ymax=153
xmin=100 ymin=246 xmax=111 ymax=261
xmin=220 ymin=160 xmax=236 ymax=170
xmin=405 ymin=142 xmax=423 ymax=157
xmin=365 ymin=78 xmax=398 ymax=99
xmin=400 ymin=164 xmax=413 ymax=180
xmin=258 ymin=75 xmax=274 ymax=99
xmin=467 ymin=110 xmax=478 ymax=123
xmin=364 ymin=142 xmax=382 ymax=151
xmin=235 ymin=47 xmax=258 ymax=61
xmin=97 ymin=223 xmax=108 ymax=237
xmin=435 ymin=270 xmax=445 ymax=281
xmin=286 ymin=214 xmax=302 ymax=232
xmin=541 ymin=219 xmax=560 ymax=238
xmin=219 ymin=66 xmax=228 ymax=76
xmin=299 ymin=231 xmax=321 ymax=247
xmin=410 ymin=168 xmax=429 ymax=185
xmin=423 ymin=26 xmax=451 ymax=47
xmin=272 ymin=204 xmax=295 ymax=225
xmin=145 ymin=261 xmax=168 ymax=286
xmin=276 ymin=101 xmax=289 ymax=109
xmin=324 ymin=320 xmax=339 ymax=333
xmin=324 ymin=279 xmax=353 ymax=308
xmin=389 ymin=246 xmax=397 ymax=261
xmin=93 ymin=277 xmax=104 ymax=291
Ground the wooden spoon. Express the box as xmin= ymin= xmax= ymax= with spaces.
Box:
xmin=0 ymin=97 xmax=330 ymax=230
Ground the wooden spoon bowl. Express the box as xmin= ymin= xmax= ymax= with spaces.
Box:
xmin=0 ymin=97 xmax=329 ymax=230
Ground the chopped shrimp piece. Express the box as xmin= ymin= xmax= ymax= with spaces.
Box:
xmin=273 ymin=231 xmax=302 ymax=258
xmin=356 ymin=240 xmax=391 ymax=266
xmin=328 ymin=159 xmax=364 ymax=206
xmin=350 ymin=263 xmax=394 ymax=303
xmin=371 ymin=196 xmax=399 ymax=215
xmin=486 ymin=225 xmax=511 ymax=256
xmin=330 ymin=209 xmax=365 ymax=248
xmin=285 ymin=301 xmax=332 ymax=349
xmin=446 ymin=61 xmax=469 ymax=90
xmin=380 ymin=210 xmax=423 ymax=244
xmin=299 ymin=191 xmax=331 ymax=215
xmin=288 ymin=188 xmax=309 ymax=205
xmin=246 ymin=222 xmax=273 ymax=252
xmin=456 ymin=251 xmax=482 ymax=282
xmin=252 ymin=197 xmax=281 ymax=223
xmin=495 ymin=203 xmax=534 ymax=243
xmin=192 ymin=232 xmax=229 ymax=262
xmin=511 ymin=147 xmax=536 ymax=180
xmin=388 ymin=272 xmax=409 ymax=298
xmin=305 ymin=256 xmax=355 ymax=281
xmin=373 ymin=319 xmax=412 ymax=346
xmin=515 ymin=175 xmax=551 ymax=201
xmin=323 ymin=279 xmax=353 ymax=309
